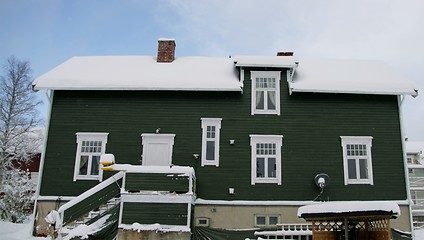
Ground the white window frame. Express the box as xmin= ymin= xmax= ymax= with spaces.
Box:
xmin=251 ymin=71 xmax=281 ymax=115
xmin=201 ymin=118 xmax=222 ymax=167
xmin=341 ymin=136 xmax=373 ymax=185
xmin=250 ymin=135 xmax=283 ymax=185
xmin=73 ymin=132 xmax=108 ymax=181
xmin=255 ymin=214 xmax=281 ymax=227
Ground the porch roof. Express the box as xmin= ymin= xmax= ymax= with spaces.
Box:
xmin=297 ymin=201 xmax=400 ymax=219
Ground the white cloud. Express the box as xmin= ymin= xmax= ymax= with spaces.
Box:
xmin=160 ymin=0 xmax=424 ymax=139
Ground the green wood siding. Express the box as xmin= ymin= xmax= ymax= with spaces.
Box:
xmin=40 ymin=67 xmax=407 ymax=202
xmin=121 ymin=202 xmax=188 ymax=225
xmin=125 ymin=173 xmax=190 ymax=193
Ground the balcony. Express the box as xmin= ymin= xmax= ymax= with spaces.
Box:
xmin=409 ymin=176 xmax=424 ymax=189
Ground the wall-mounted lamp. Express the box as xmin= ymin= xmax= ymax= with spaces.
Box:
xmin=313 ymin=173 xmax=330 ymax=202
xmin=229 ymin=140 xmax=235 ymax=145
xmin=315 ymin=173 xmax=330 ymax=189
xmin=229 ymin=188 xmax=235 ymax=195
xmin=193 ymin=154 xmax=199 ymax=160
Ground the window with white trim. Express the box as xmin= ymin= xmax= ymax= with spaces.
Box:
xmin=250 ymin=135 xmax=283 ymax=185
xmin=73 ymin=132 xmax=108 ymax=181
xmin=201 ymin=118 xmax=222 ymax=167
xmin=341 ymin=136 xmax=373 ymax=185
xmin=251 ymin=71 xmax=281 ymax=115
xmin=255 ymin=215 xmax=280 ymax=226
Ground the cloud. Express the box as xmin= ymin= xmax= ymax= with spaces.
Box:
xmin=160 ymin=0 xmax=424 ymax=139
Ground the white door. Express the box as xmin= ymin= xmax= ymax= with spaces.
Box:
xmin=141 ymin=134 xmax=175 ymax=166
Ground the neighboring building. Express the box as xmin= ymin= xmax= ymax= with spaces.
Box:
xmin=12 ymin=153 xmax=42 ymax=189
xmin=32 ymin=39 xmax=417 ymax=239
xmin=406 ymin=141 xmax=424 ymax=229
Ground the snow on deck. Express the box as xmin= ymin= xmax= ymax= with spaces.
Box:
xmin=104 ymin=164 xmax=194 ymax=175
xmin=33 ymin=56 xmax=242 ymax=91
xmin=297 ymin=201 xmax=400 ymax=218
xmin=290 ymin=58 xmax=417 ymax=96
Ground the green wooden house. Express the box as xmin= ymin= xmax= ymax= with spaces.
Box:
xmin=32 ymin=39 xmax=418 ymax=239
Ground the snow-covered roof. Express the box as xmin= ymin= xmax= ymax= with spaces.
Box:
xmin=290 ymin=58 xmax=418 ymax=96
xmin=234 ymin=55 xmax=298 ymax=68
xmin=405 ymin=141 xmax=424 ymax=154
xmin=33 ymin=55 xmax=417 ymax=96
xmin=33 ymin=56 xmax=242 ymax=91
xmin=297 ymin=201 xmax=400 ymax=219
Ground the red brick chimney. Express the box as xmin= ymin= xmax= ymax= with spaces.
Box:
xmin=277 ymin=51 xmax=294 ymax=56
xmin=157 ymin=38 xmax=176 ymax=63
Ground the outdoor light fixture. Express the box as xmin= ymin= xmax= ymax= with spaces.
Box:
xmin=315 ymin=173 xmax=330 ymax=189
xmin=313 ymin=173 xmax=330 ymax=201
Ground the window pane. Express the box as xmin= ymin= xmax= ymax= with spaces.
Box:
xmin=256 ymin=91 xmax=264 ymax=110
xmin=348 ymin=159 xmax=357 ymax=179
xmin=91 ymin=155 xmax=100 ymax=175
xmin=256 ymin=216 xmax=266 ymax=225
xmin=268 ymin=157 xmax=276 ymax=178
xmin=359 ymin=158 xmax=368 ymax=179
xmin=267 ymin=91 xmax=276 ymax=110
xmin=269 ymin=216 xmax=279 ymax=225
xmin=79 ymin=156 xmax=89 ymax=175
xmin=257 ymin=158 xmax=265 ymax=178
xmin=206 ymin=141 xmax=215 ymax=160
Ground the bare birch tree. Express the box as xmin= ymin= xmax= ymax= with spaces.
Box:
xmin=0 ymin=56 xmax=42 ymax=222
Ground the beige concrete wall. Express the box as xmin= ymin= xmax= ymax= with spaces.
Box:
xmin=391 ymin=205 xmax=412 ymax=232
xmin=194 ymin=205 xmax=308 ymax=229
xmin=194 ymin=204 xmax=413 ymax=232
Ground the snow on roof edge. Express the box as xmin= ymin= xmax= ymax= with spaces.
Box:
xmin=289 ymin=86 xmax=418 ymax=96
xmin=297 ymin=201 xmax=400 ymax=218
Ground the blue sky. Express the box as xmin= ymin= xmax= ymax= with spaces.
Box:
xmin=1 ymin=0 xmax=424 ymax=140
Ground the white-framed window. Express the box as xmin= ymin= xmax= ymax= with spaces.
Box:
xmin=255 ymin=215 xmax=280 ymax=226
xmin=73 ymin=132 xmax=108 ymax=181
xmin=250 ymin=135 xmax=283 ymax=185
xmin=251 ymin=71 xmax=281 ymax=115
xmin=201 ymin=118 xmax=222 ymax=167
xmin=341 ymin=136 xmax=373 ymax=185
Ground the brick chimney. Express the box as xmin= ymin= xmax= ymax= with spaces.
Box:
xmin=157 ymin=38 xmax=176 ymax=63
xmin=277 ymin=51 xmax=294 ymax=56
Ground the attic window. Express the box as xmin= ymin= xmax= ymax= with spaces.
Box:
xmin=251 ymin=71 xmax=281 ymax=115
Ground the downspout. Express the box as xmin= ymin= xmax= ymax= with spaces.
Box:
xmin=32 ymin=90 xmax=54 ymax=231
xmin=398 ymin=94 xmax=415 ymax=237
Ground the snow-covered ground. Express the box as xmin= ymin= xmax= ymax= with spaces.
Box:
xmin=0 ymin=219 xmax=423 ymax=239
xmin=0 ymin=219 xmax=50 ymax=240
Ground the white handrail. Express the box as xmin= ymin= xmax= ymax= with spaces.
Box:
xmin=58 ymin=171 xmax=124 ymax=214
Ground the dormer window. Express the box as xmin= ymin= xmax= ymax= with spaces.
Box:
xmin=251 ymin=71 xmax=281 ymax=115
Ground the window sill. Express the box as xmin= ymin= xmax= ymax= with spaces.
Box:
xmin=252 ymin=178 xmax=280 ymax=185
xmin=74 ymin=176 xmax=100 ymax=181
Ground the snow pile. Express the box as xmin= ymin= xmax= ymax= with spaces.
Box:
xmin=0 ymin=219 xmax=50 ymax=239
xmin=62 ymin=214 xmax=111 ymax=240
xmin=120 ymin=223 xmax=190 ymax=233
